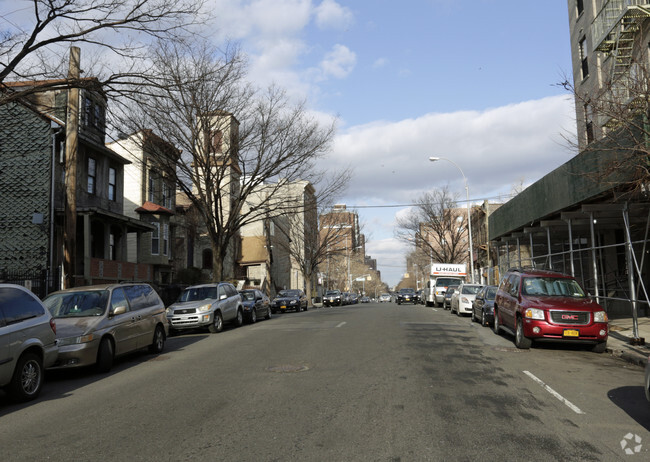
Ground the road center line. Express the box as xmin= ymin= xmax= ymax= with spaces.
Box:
xmin=336 ymin=322 xmax=346 ymax=328
xmin=523 ymin=371 xmax=584 ymax=415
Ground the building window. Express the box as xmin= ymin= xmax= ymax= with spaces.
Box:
xmin=87 ymin=157 xmax=96 ymax=194
xmin=210 ymin=130 xmax=223 ymax=153
xmin=162 ymin=182 xmax=172 ymax=208
xmin=202 ymin=249 xmax=213 ymax=269
xmin=109 ymin=233 xmax=116 ymax=260
xmin=108 ymin=167 xmax=116 ymax=201
xmin=576 ymin=0 xmax=583 ymax=16
xmin=579 ymin=37 xmax=589 ymax=80
xmin=151 ymin=222 xmax=160 ymax=255
xmin=83 ymin=97 xmax=93 ymax=127
xmin=148 ymin=169 xmax=155 ymax=202
xmin=163 ymin=223 xmax=169 ymax=256
xmin=584 ymin=103 xmax=594 ymax=144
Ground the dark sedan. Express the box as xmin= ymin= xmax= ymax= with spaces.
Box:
xmin=471 ymin=285 xmax=497 ymax=326
xmin=396 ymin=288 xmax=417 ymax=305
xmin=239 ymin=289 xmax=272 ymax=323
xmin=323 ymin=290 xmax=343 ymax=307
xmin=271 ymin=289 xmax=308 ymax=313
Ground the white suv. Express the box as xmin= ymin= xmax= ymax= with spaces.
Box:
xmin=0 ymin=284 xmax=58 ymax=401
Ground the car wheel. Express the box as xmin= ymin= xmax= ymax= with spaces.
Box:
xmin=493 ymin=309 xmax=500 ymax=335
xmin=96 ymin=337 xmax=114 ymax=373
xmin=591 ymin=341 xmax=607 ymax=353
xmin=148 ymin=325 xmax=165 ymax=354
xmin=250 ymin=308 xmax=257 ymax=324
xmin=7 ymin=352 xmax=43 ymax=401
xmin=235 ymin=309 xmax=244 ymax=327
xmin=515 ymin=317 xmax=532 ymax=349
xmin=265 ymin=307 xmax=272 ymax=320
xmin=208 ymin=311 xmax=224 ymax=333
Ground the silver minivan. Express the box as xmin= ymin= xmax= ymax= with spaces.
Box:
xmin=43 ymin=283 xmax=168 ymax=372
xmin=0 ymin=284 xmax=58 ymax=401
xmin=166 ymin=282 xmax=244 ymax=334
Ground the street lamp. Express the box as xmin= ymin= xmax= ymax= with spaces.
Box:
xmin=429 ymin=156 xmax=475 ymax=283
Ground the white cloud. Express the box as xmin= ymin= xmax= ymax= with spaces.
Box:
xmin=314 ymin=0 xmax=354 ymax=30
xmin=372 ymin=58 xmax=389 ymax=69
xmin=329 ymin=95 xmax=576 ymax=205
xmin=319 ymin=44 xmax=356 ymax=79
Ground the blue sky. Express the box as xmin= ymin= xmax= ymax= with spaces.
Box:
xmin=207 ymin=0 xmax=578 ymax=286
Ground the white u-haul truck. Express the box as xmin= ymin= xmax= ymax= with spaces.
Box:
xmin=423 ymin=263 xmax=467 ymax=307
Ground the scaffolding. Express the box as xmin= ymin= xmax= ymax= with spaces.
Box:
xmin=494 ymin=201 xmax=650 ymax=340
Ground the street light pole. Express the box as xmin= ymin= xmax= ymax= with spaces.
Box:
xmin=429 ymin=156 xmax=475 ymax=283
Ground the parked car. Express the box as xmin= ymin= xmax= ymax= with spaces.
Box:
xmin=442 ymin=287 xmax=456 ymax=310
xmin=433 ymin=277 xmax=464 ymax=307
xmin=166 ymin=283 xmax=243 ymax=334
xmin=471 ymin=285 xmax=498 ymax=326
xmin=493 ymin=268 xmax=608 ymax=352
xmin=44 ymin=283 xmax=168 ymax=373
xmin=450 ymin=283 xmax=484 ymax=316
xmin=341 ymin=292 xmax=352 ymax=305
xmin=396 ymin=288 xmax=417 ymax=305
xmin=360 ymin=296 xmax=370 ymax=303
xmin=239 ymin=289 xmax=271 ymax=323
xmin=349 ymin=293 xmax=359 ymax=304
xmin=379 ymin=293 xmax=391 ymax=303
xmin=271 ymin=289 xmax=308 ymax=313
xmin=415 ymin=290 xmax=424 ymax=304
xmin=323 ymin=290 xmax=343 ymax=307
xmin=0 ymin=284 xmax=58 ymax=401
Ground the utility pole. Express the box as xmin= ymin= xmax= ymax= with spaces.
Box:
xmin=63 ymin=47 xmax=80 ymax=289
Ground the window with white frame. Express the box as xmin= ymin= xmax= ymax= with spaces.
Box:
xmin=151 ymin=222 xmax=160 ymax=255
xmin=163 ymin=223 xmax=169 ymax=256
xmin=87 ymin=158 xmax=96 ymax=194
xmin=108 ymin=167 xmax=116 ymax=201
xmin=148 ymin=169 xmax=155 ymax=202
xmin=579 ymin=37 xmax=589 ymax=80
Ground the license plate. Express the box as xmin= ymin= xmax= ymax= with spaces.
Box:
xmin=564 ymin=329 xmax=579 ymax=337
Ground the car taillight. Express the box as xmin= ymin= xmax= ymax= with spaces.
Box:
xmin=50 ymin=318 xmax=56 ymax=334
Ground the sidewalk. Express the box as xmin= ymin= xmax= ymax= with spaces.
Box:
xmin=607 ymin=316 xmax=650 ymax=367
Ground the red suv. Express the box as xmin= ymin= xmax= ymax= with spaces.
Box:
xmin=493 ymin=268 xmax=608 ymax=352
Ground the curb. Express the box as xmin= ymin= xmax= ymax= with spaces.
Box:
xmin=607 ymin=346 xmax=648 ymax=368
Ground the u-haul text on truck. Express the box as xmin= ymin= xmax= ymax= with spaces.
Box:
xmin=423 ymin=263 xmax=467 ymax=307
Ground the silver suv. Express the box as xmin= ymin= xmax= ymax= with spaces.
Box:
xmin=0 ymin=284 xmax=58 ymax=401
xmin=166 ymin=283 xmax=244 ymax=334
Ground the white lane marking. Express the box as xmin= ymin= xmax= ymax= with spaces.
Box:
xmin=523 ymin=371 xmax=584 ymax=415
xmin=336 ymin=322 xmax=346 ymax=328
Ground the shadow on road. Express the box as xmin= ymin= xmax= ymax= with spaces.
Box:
xmin=608 ymin=386 xmax=650 ymax=432
xmin=0 ymin=332 xmax=207 ymax=416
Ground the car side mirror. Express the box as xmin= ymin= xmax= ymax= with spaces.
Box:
xmin=111 ymin=305 xmax=127 ymax=316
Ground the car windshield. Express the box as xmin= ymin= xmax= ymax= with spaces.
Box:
xmin=521 ymin=277 xmax=586 ymax=297
xmin=326 ymin=291 xmax=341 ymax=296
xmin=436 ymin=278 xmax=462 ymax=287
xmin=240 ymin=291 xmax=255 ymax=301
xmin=400 ymin=289 xmax=415 ymax=294
xmin=279 ymin=290 xmax=301 ymax=297
xmin=485 ymin=287 xmax=497 ymax=299
xmin=44 ymin=290 xmax=109 ymax=317
xmin=461 ymin=285 xmax=483 ymax=295
xmin=178 ymin=286 xmax=219 ymax=302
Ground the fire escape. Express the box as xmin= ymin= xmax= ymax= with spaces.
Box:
xmin=592 ymin=1 xmax=650 ymax=102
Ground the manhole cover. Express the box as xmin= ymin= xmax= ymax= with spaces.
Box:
xmin=266 ymin=364 xmax=310 ymax=373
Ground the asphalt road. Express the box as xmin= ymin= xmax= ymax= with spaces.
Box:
xmin=2 ymin=302 xmax=650 ymax=461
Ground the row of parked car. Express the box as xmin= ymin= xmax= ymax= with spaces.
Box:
xmin=439 ymin=268 xmax=609 ymax=353
xmin=322 ymin=290 xmax=368 ymax=306
xmin=0 ymin=281 xmax=310 ymax=403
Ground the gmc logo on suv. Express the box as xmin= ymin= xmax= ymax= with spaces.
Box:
xmin=562 ymin=314 xmax=579 ymax=320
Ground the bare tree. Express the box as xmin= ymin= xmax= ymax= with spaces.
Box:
xmin=560 ymin=58 xmax=650 ymax=195
xmin=113 ymin=39 xmax=340 ymax=281
xmin=1 ymin=0 xmax=204 ymax=105
xmin=395 ymin=186 xmax=469 ymax=265
xmin=272 ymin=183 xmax=352 ymax=302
